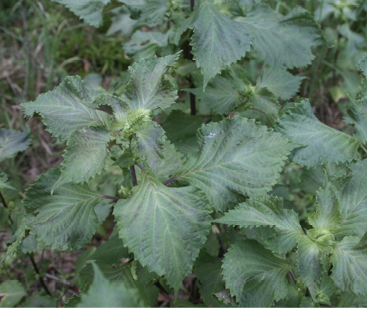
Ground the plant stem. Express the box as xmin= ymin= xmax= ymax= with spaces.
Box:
xmin=130 ymin=165 xmax=138 ymax=187
xmin=289 ymin=270 xmax=297 ymax=284
xmin=190 ymin=0 xmax=195 ymax=10
xmin=102 ymin=195 xmax=120 ymax=201
xmin=0 ymin=191 xmax=13 ymax=225
xmin=29 ymin=255 xmax=52 ymax=297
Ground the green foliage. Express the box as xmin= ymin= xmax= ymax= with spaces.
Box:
xmin=5 ymin=0 xmax=367 ymax=307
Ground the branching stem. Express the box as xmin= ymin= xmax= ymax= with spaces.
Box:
xmin=29 ymin=255 xmax=52 ymax=297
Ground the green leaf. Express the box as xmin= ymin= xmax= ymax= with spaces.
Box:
xmin=64 ymin=295 xmax=81 ymax=308
xmin=194 ymin=252 xmax=226 ymax=307
xmin=338 ymin=291 xmax=367 ymax=307
xmin=297 ymin=235 xmax=329 ymax=301
xmin=156 ymin=140 xmax=185 ymax=182
xmin=113 ymin=168 xmax=211 ymax=293
xmin=181 ymin=0 xmax=251 ymax=89
xmin=23 ymin=169 xmax=108 ymax=251
xmin=52 ymin=0 xmax=110 ymax=27
xmin=21 ymin=76 xmax=110 ymax=141
xmin=77 ymin=263 xmax=143 ymax=307
xmin=309 ymin=183 xmax=341 ymax=233
xmin=123 ymin=30 xmax=170 ymax=61
xmin=186 ymin=64 xmax=251 ymax=114
xmin=257 ymin=67 xmax=304 ymax=100
xmin=80 ymin=261 xmax=159 ymax=306
xmin=0 ymin=280 xmax=27 ymax=307
xmin=331 ymin=236 xmax=367 ymax=295
xmin=162 ymin=110 xmax=203 ymax=142
xmin=345 ymin=96 xmax=367 ymax=144
xmin=236 ymin=4 xmax=325 ymax=69
xmin=336 ymin=160 xmax=367 ymax=237
xmin=133 ymin=120 xmax=165 ymax=174
xmin=0 ymin=127 xmax=31 ymax=162
xmin=52 ymin=128 xmax=110 ymax=190
xmin=217 ymin=196 xmax=304 ymax=253
xmin=123 ymin=0 xmax=168 ymax=24
xmin=275 ymin=100 xmax=361 ymax=168
xmin=19 ymin=293 xmax=56 ymax=307
xmin=222 ymin=240 xmax=293 ymax=307
xmin=122 ymin=54 xmax=179 ymax=111
xmin=0 ymin=170 xmax=15 ymax=191
xmin=170 ymin=117 xmax=294 ymax=212
xmin=89 ymin=229 xmax=130 ymax=265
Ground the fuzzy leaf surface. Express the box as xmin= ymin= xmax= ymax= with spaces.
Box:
xmin=181 ymin=0 xmax=251 ymax=88
xmin=217 ymin=195 xmax=304 ymax=253
xmin=122 ymin=54 xmax=179 ymax=111
xmin=309 ymin=182 xmax=341 ymax=233
xmin=336 ymin=160 xmax=367 ymax=237
xmin=113 ymin=168 xmax=211 ymax=293
xmin=331 ymin=236 xmax=367 ymax=295
xmin=21 ymin=76 xmax=109 ymax=141
xmin=222 ymin=240 xmax=293 ymax=307
xmin=77 ymin=263 xmax=143 ymax=307
xmin=52 ymin=0 xmax=110 ymax=27
xmin=23 ymin=169 xmax=107 ymax=251
xmin=0 ymin=127 xmax=31 ymax=162
xmin=345 ymin=97 xmax=367 ymax=144
xmin=275 ymin=100 xmax=361 ymax=168
xmin=0 ymin=170 xmax=15 ymax=191
xmin=170 ymin=117 xmax=293 ymax=211
xmin=257 ymin=67 xmax=304 ymax=100
xmin=53 ymin=128 xmax=110 ymax=190
xmin=297 ymin=235 xmax=329 ymax=300
xmin=123 ymin=0 xmax=168 ymax=24
xmin=236 ymin=4 xmax=324 ymax=69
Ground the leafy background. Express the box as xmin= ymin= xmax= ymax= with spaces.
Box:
xmin=1 ymin=0 xmax=367 ymax=307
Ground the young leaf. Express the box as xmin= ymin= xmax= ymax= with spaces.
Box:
xmin=124 ymin=0 xmax=168 ymax=24
xmin=133 ymin=120 xmax=165 ymax=174
xmin=0 ymin=127 xmax=31 ymax=162
xmin=179 ymin=0 xmax=251 ymax=89
xmin=308 ymin=182 xmax=341 ymax=233
xmin=236 ymin=4 xmax=325 ymax=69
xmin=21 ymin=76 xmax=110 ymax=141
xmin=168 ymin=117 xmax=294 ymax=212
xmin=257 ymin=67 xmax=305 ymax=100
xmin=335 ymin=160 xmax=367 ymax=237
xmin=186 ymin=64 xmax=251 ymax=114
xmin=222 ymin=240 xmax=293 ymax=307
xmin=330 ymin=236 xmax=367 ymax=296
xmin=275 ymin=99 xmax=362 ymax=168
xmin=217 ymin=195 xmax=304 ymax=253
xmin=0 ymin=280 xmax=27 ymax=307
xmin=123 ymin=30 xmax=170 ymax=61
xmin=23 ymin=169 xmax=111 ymax=251
xmin=53 ymin=128 xmax=110 ymax=190
xmin=0 ymin=170 xmax=15 ymax=191
xmin=122 ymin=54 xmax=179 ymax=111
xmin=297 ymin=235 xmax=330 ymax=301
xmin=113 ymin=168 xmax=211 ymax=294
xmin=77 ymin=263 xmax=143 ymax=307
xmin=52 ymin=0 xmax=111 ymax=27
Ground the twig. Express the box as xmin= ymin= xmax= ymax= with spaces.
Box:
xmin=130 ymin=165 xmax=138 ymax=187
xmin=154 ymin=282 xmax=176 ymax=307
xmin=29 ymin=255 xmax=52 ymax=296
xmin=102 ymin=195 xmax=120 ymax=201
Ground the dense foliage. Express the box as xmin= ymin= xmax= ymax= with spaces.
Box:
xmin=2 ymin=0 xmax=367 ymax=307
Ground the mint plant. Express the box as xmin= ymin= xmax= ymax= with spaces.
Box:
xmin=3 ymin=0 xmax=367 ymax=307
